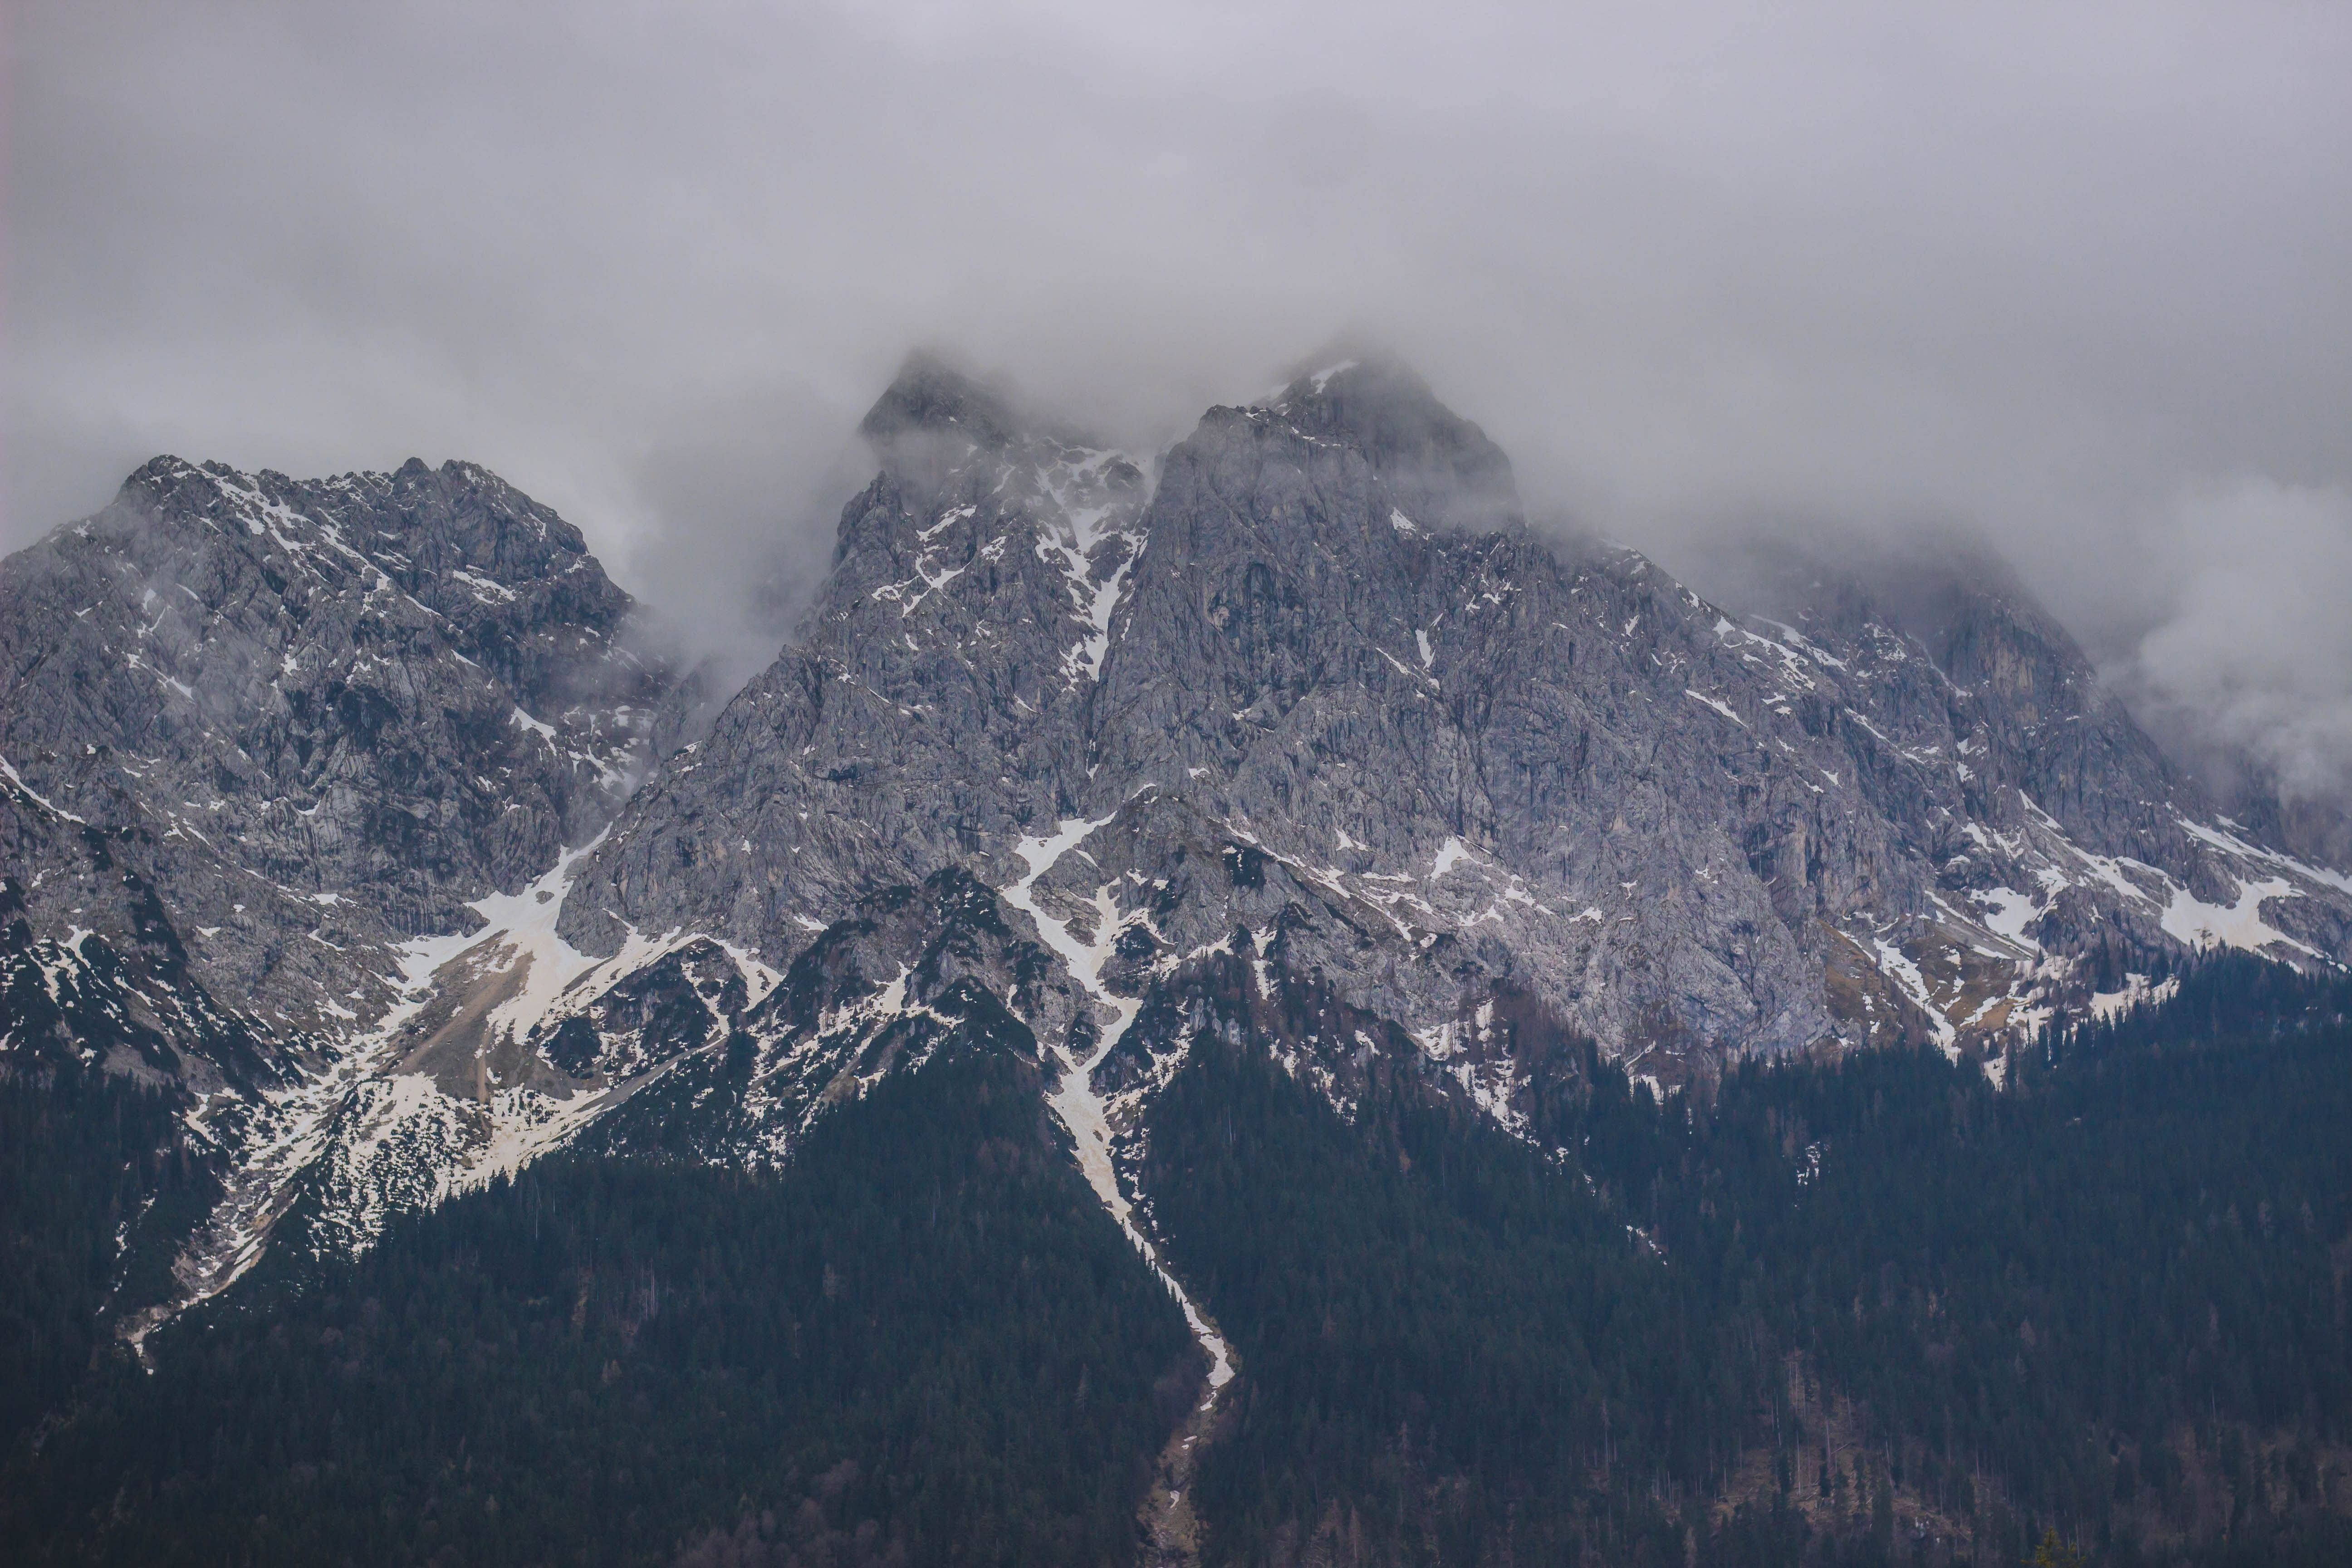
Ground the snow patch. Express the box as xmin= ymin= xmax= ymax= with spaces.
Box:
xmin=1308 ymin=359 xmax=1357 ymax=392
xmin=1684 ymin=689 xmax=1745 ymax=726
xmin=449 ymin=568 xmax=517 ymax=604
xmin=1430 ymin=837 xmax=1470 ymax=880
xmin=2160 ymin=874 xmax=2315 ymax=958
xmin=0 ymin=753 xmax=88 ymax=823
xmin=1000 ymin=812 xmax=1235 ymax=1406
xmin=1035 ymin=450 xmax=1148 ymax=686
xmin=2091 ymin=973 xmax=2180 ymax=1021
xmin=1867 ymin=935 xmax=1958 ymax=1056
xmin=1973 ymin=887 xmax=2043 ymax=950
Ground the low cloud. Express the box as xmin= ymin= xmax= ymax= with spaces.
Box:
xmin=2118 ymin=480 xmax=2352 ymax=804
xmin=8 ymin=0 xmax=2349 ymax=806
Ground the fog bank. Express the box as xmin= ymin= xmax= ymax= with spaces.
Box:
xmin=9 ymin=0 xmax=2348 ymax=807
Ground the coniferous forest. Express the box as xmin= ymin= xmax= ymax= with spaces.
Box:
xmin=1142 ymin=953 xmax=2352 ymax=1566
xmin=5 ymin=953 xmax=2351 ymax=1566
xmin=4 ymin=1038 xmax=1199 ymax=1567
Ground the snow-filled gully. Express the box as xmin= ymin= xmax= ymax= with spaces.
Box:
xmin=1002 ymin=816 xmax=1235 ymax=1411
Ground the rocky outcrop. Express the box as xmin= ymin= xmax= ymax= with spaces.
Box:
xmin=0 ymin=456 xmax=664 ymax=985
xmin=556 ymin=359 xmax=1152 ymax=953
xmin=0 ymin=456 xmax=671 ymax=1318
xmin=560 ymin=353 xmax=2352 ymax=1097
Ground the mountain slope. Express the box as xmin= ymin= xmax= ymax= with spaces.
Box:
xmin=561 ymin=353 xmax=2352 ymax=1109
xmin=1134 ymin=953 xmax=2352 ymax=1566
xmin=9 ymin=355 xmax=2352 ymax=1568
xmin=18 ymin=950 xmax=2350 ymax=1567
xmin=0 ymin=456 xmax=671 ymax=1323
xmin=559 ymin=355 xmax=1152 ymax=951
xmin=7 ymin=351 xmax=2351 ymax=1378
xmin=5 ymin=1033 xmax=1197 ymax=1568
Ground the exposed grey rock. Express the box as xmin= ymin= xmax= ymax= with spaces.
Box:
xmin=574 ymin=866 xmax=1078 ymax=1165
xmin=0 ymin=456 xmax=663 ymax=988
xmin=2211 ymin=762 xmax=2352 ymax=879
xmin=12 ymin=354 xmax=2352 ymax=1324
xmin=556 ymin=363 xmax=1152 ymax=955
xmin=0 ymin=455 xmax=670 ymax=1320
xmin=559 ymin=350 xmax=2352 ymax=1117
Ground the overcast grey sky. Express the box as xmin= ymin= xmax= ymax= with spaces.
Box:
xmin=9 ymin=0 xmax=2350 ymax=798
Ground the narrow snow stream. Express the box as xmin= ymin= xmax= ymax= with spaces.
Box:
xmin=1002 ymin=815 xmax=1235 ymax=1406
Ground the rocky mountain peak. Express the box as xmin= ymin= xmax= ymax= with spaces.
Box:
xmin=14 ymin=356 xmax=2352 ymax=1339
xmin=1256 ymin=352 xmax=1521 ymax=534
xmin=0 ymin=449 xmax=688 ymax=1323
xmin=858 ymin=350 xmax=1023 ymax=441
xmin=0 ymin=450 xmax=670 ymax=1017
xmin=853 ymin=351 xmax=1035 ymax=503
xmin=1717 ymin=532 xmax=2101 ymax=709
xmin=1709 ymin=532 xmax=2204 ymax=862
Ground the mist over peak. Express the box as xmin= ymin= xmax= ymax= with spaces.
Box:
xmin=1254 ymin=354 xmax=1524 ymax=535
xmin=10 ymin=0 xmax=2349 ymax=832
xmin=858 ymin=349 xmax=1031 ymax=451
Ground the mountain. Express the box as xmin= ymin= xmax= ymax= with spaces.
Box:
xmin=15 ymin=954 xmax=2352 ymax=1568
xmin=11 ymin=359 xmax=2352 ymax=1317
xmin=0 ymin=455 xmax=671 ymax=1323
xmin=8 ymin=358 xmax=2352 ymax=1565
xmin=557 ymin=350 xmax=2351 ymax=1105
xmin=2212 ymin=762 xmax=2352 ymax=886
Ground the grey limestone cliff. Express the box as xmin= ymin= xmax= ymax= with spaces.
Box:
xmin=559 ymin=354 xmax=2352 ymax=1105
xmin=0 ymin=455 xmax=670 ymax=1316
xmin=10 ymin=355 xmax=2352 ymax=1328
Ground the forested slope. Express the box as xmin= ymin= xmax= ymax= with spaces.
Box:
xmin=4 ymin=1032 xmax=1197 ymax=1567
xmin=5 ymin=956 xmax=2348 ymax=1566
xmin=1138 ymin=953 xmax=2352 ymax=1566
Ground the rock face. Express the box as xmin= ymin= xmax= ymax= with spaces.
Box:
xmin=564 ymin=353 xmax=2352 ymax=1083
xmin=10 ymin=356 xmax=2352 ymax=1328
xmin=0 ymin=456 xmax=670 ymax=1315
xmin=559 ymin=354 xmax=1152 ymax=949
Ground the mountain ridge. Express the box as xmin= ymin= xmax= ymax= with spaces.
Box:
xmin=5 ymin=352 xmax=2350 ymax=1340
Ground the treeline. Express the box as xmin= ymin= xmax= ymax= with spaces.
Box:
xmin=1138 ymin=953 xmax=2352 ymax=1565
xmin=1141 ymin=1027 xmax=1741 ymax=1564
xmin=6 ymin=954 xmax=2349 ymax=1565
xmin=1675 ymin=954 xmax=2352 ymax=1540
xmin=3 ymin=1030 xmax=1196 ymax=1567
